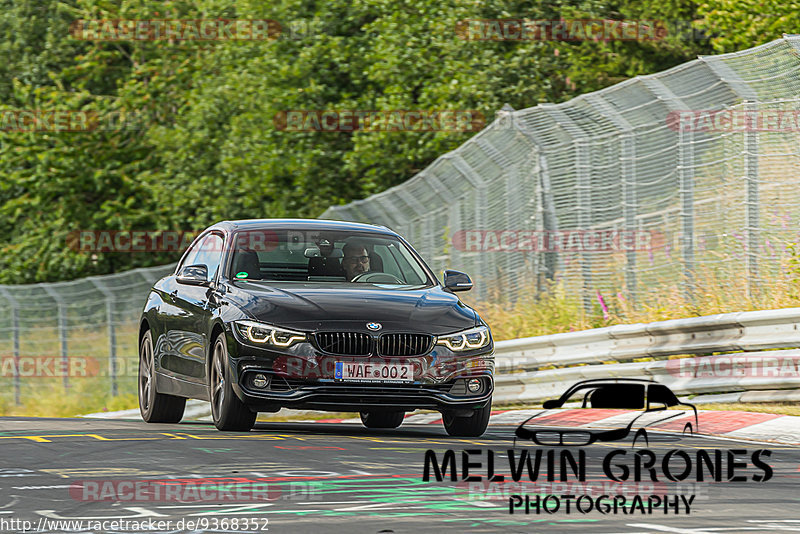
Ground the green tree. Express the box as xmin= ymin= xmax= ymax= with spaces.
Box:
xmin=0 ymin=0 xmax=723 ymax=283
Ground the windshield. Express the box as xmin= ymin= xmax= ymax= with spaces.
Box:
xmin=228 ymin=228 xmax=433 ymax=286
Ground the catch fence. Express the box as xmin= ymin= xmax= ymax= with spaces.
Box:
xmin=322 ymin=36 xmax=800 ymax=310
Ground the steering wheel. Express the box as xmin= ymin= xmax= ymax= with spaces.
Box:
xmin=350 ymin=271 xmax=404 ymax=284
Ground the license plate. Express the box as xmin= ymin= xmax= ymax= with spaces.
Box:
xmin=334 ymin=361 xmax=413 ymax=383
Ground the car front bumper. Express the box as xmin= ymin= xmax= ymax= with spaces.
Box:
xmin=235 ymin=375 xmax=494 ymax=413
xmin=225 ymin=329 xmax=494 ymax=413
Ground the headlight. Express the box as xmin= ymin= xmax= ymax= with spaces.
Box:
xmin=233 ymin=320 xmax=306 ymax=347
xmin=436 ymin=326 xmax=490 ymax=351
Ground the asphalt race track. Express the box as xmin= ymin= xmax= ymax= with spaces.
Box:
xmin=0 ymin=417 xmax=799 ymax=533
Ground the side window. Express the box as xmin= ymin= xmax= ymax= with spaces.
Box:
xmin=186 ymin=233 xmax=224 ymax=281
xmin=180 ymin=237 xmax=203 ymax=271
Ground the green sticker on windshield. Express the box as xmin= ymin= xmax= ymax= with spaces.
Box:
xmin=235 ymin=271 xmax=248 ymax=279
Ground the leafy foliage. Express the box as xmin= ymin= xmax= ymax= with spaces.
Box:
xmin=699 ymin=0 xmax=800 ymax=52
xmin=3 ymin=0 xmax=771 ymax=283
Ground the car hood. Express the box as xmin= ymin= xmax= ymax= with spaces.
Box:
xmin=224 ymin=281 xmax=479 ymax=334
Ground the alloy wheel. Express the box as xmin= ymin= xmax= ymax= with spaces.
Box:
xmin=211 ymin=339 xmax=226 ymax=419
xmin=139 ymin=334 xmax=153 ymax=411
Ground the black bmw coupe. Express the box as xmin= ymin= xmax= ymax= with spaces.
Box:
xmin=138 ymin=219 xmax=494 ymax=436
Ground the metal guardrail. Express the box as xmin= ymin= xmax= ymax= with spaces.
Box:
xmin=492 ymin=307 xmax=800 ymax=405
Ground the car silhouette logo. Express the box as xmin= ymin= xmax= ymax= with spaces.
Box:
xmin=367 ymin=322 xmax=382 ymax=331
xmin=514 ymin=379 xmax=699 ymax=448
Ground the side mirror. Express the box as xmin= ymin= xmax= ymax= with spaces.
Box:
xmin=542 ymin=399 xmax=560 ymax=409
xmin=443 ymin=270 xmax=473 ymax=292
xmin=177 ymin=264 xmax=210 ymax=286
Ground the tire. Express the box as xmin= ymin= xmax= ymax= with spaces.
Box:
xmin=442 ymin=400 xmax=491 ymax=437
xmin=139 ymin=330 xmax=186 ymax=423
xmin=360 ymin=411 xmax=405 ymax=429
xmin=209 ymin=333 xmax=256 ymax=432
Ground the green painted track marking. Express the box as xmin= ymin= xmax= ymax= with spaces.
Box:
xmin=443 ymin=518 xmax=541 ymax=525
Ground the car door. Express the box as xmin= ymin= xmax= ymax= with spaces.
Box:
xmin=152 ymin=236 xmax=202 ymax=378
xmin=161 ymin=232 xmax=225 ymax=384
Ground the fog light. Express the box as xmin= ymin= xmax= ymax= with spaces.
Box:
xmin=252 ymin=373 xmax=270 ymax=389
xmin=467 ymin=378 xmax=482 ymax=393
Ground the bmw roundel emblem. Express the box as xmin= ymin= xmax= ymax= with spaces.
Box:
xmin=367 ymin=322 xmax=382 ymax=331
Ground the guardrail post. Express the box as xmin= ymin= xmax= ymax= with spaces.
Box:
xmin=538 ymin=106 xmax=589 ymax=310
xmin=527 ymin=150 xmax=545 ymax=293
xmin=575 ymin=139 xmax=593 ymax=313
xmin=89 ymin=279 xmax=118 ymax=397
xmin=639 ymin=78 xmax=696 ymax=303
xmin=533 ymin=152 xmax=545 ymax=293
xmin=0 ymin=288 xmax=21 ymax=405
xmin=539 ymin=153 xmax=559 ymax=286
xmin=585 ymin=94 xmax=639 ymax=302
xmin=447 ymin=202 xmax=460 ymax=271
xmin=504 ymin=115 xmax=559 ymax=295
xmin=621 ymin=134 xmax=638 ymax=300
xmin=744 ymin=100 xmax=760 ymax=300
xmin=451 ymin=154 xmax=489 ymax=301
xmin=678 ymin=126 xmax=695 ymax=303
xmin=12 ymin=306 xmax=19 ymax=405
xmin=43 ymin=286 xmax=69 ymax=391
xmin=107 ymin=298 xmax=117 ymax=397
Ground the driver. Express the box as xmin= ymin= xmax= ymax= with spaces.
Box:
xmin=342 ymin=243 xmax=370 ymax=281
